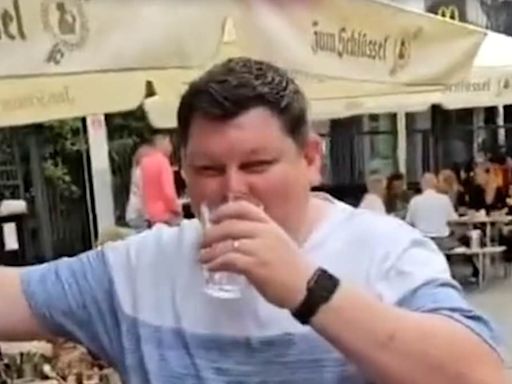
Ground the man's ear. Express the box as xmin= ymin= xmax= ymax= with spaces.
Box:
xmin=302 ymin=133 xmax=323 ymax=187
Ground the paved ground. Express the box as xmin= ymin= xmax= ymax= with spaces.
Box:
xmin=466 ymin=277 xmax=512 ymax=376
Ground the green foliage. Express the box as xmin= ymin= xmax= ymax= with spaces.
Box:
xmin=40 ymin=118 xmax=85 ymax=199
xmin=106 ymin=106 xmax=153 ymax=170
xmin=38 ymin=107 xmax=154 ymax=210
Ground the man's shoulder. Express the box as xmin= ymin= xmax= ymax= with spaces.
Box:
xmin=104 ymin=220 xmax=201 ymax=273
xmin=335 ymin=206 xmax=451 ymax=301
xmin=103 ymin=220 xmax=203 ymax=320
xmin=332 ymin=203 xmax=420 ymax=250
xmin=409 ymin=192 xmax=425 ymax=204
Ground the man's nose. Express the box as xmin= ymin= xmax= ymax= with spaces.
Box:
xmin=222 ymin=168 xmax=249 ymax=197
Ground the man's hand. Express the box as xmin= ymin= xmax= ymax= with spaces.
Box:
xmin=200 ymin=200 xmax=315 ymax=310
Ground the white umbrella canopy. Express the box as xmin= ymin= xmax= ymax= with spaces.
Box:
xmin=0 ymin=0 xmax=486 ymax=128
xmin=307 ymin=31 xmax=512 ymax=118
xmin=149 ymin=0 xmax=487 ymax=104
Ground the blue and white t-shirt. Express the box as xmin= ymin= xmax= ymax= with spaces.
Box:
xmin=21 ymin=198 xmax=501 ymax=383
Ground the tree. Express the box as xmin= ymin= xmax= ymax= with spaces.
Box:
xmin=40 ymin=118 xmax=85 ymax=199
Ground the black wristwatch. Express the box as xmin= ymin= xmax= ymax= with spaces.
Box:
xmin=291 ymin=268 xmax=340 ymax=325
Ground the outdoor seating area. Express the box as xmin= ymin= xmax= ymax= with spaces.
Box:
xmin=448 ymin=213 xmax=511 ymax=287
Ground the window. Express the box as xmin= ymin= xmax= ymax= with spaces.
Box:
xmin=361 ymin=113 xmax=398 ymax=177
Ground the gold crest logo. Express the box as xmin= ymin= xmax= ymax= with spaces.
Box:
xmin=41 ymin=0 xmax=89 ymax=65
xmin=497 ymin=77 xmax=512 ymax=97
xmin=389 ymin=27 xmax=422 ymax=77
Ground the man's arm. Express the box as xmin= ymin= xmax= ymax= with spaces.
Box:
xmin=201 ymin=201 xmax=507 ymax=384
xmin=446 ymin=195 xmax=458 ymax=220
xmin=307 ymin=235 xmax=506 ymax=384
xmin=311 ymin=285 xmax=506 ymax=384
xmin=0 ymin=248 xmax=123 ymax=366
xmin=0 ymin=267 xmax=50 ymax=341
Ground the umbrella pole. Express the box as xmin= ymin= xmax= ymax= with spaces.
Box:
xmin=80 ymin=120 xmax=97 ymax=249
xmin=396 ymin=111 xmax=407 ymax=177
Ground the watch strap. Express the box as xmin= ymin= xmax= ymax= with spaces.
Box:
xmin=291 ymin=268 xmax=340 ymax=325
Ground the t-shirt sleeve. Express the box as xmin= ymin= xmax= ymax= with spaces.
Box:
xmin=375 ymin=233 xmax=504 ymax=357
xmin=20 ymin=248 xmax=122 ymax=365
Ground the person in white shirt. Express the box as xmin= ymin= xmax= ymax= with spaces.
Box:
xmin=359 ymin=172 xmax=386 ymax=214
xmin=406 ymin=173 xmax=459 ymax=250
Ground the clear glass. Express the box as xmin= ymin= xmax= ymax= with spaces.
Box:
xmin=200 ymin=198 xmax=248 ymax=299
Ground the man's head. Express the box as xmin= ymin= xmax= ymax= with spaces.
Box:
xmin=420 ymin=173 xmax=438 ymax=192
xmin=177 ymin=57 xmax=322 ymax=236
xmin=151 ymin=132 xmax=173 ymax=157
xmin=366 ymin=171 xmax=386 ymax=198
xmin=387 ymin=173 xmax=405 ymax=196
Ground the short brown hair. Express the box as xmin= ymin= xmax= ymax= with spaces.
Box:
xmin=177 ymin=57 xmax=309 ymax=148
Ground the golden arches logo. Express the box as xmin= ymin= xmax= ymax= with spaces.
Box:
xmin=437 ymin=5 xmax=460 ymax=21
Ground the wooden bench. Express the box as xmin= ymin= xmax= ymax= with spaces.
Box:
xmin=445 ymin=246 xmax=506 ymax=287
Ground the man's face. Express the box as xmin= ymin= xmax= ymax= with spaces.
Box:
xmin=182 ymin=107 xmax=322 ymax=235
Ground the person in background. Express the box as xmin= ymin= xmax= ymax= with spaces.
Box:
xmin=359 ymin=171 xmax=386 ymax=214
xmin=406 ymin=173 xmax=459 ymax=252
xmin=125 ymin=144 xmax=152 ymax=230
xmin=384 ymin=172 xmax=410 ymax=219
xmin=467 ymin=163 xmax=507 ymax=214
xmin=140 ymin=132 xmax=182 ymax=226
xmin=438 ymin=169 xmax=464 ymax=209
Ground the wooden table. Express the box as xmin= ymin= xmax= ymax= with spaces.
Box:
xmin=449 ymin=216 xmax=512 ymax=247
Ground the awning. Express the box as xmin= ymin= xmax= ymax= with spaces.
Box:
xmin=0 ymin=0 xmax=486 ymax=128
xmin=301 ymin=31 xmax=512 ymax=118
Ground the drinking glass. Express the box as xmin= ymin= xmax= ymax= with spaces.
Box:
xmin=200 ymin=195 xmax=258 ymax=299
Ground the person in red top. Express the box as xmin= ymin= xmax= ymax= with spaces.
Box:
xmin=140 ymin=132 xmax=182 ymax=226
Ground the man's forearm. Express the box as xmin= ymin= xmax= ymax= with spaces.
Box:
xmin=0 ymin=268 xmax=49 ymax=341
xmin=310 ymin=286 xmax=506 ymax=384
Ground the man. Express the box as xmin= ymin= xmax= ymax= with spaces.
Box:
xmin=359 ymin=171 xmax=386 ymax=214
xmin=406 ymin=173 xmax=459 ymax=251
xmin=0 ymin=58 xmax=506 ymax=383
xmin=140 ymin=132 xmax=182 ymax=226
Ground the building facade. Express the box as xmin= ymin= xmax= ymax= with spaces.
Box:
xmin=327 ymin=0 xmax=512 ymax=193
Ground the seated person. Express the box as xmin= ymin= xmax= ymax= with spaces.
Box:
xmin=359 ymin=171 xmax=386 ymax=214
xmin=385 ymin=172 xmax=411 ymax=219
xmin=406 ymin=173 xmax=459 ymax=251
xmin=467 ymin=163 xmax=507 ymax=214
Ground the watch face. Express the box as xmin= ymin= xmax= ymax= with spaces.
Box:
xmin=313 ymin=269 xmax=339 ymax=301
xmin=292 ymin=268 xmax=340 ymax=325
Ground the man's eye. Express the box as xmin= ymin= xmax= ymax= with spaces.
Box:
xmin=242 ymin=160 xmax=275 ymax=173
xmin=196 ymin=166 xmax=224 ymax=176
